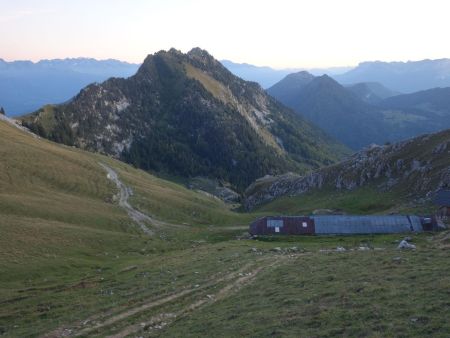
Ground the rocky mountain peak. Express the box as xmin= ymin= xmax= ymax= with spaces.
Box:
xmin=187 ymin=47 xmax=227 ymax=75
xmin=187 ymin=47 xmax=212 ymax=59
xmin=21 ymin=48 xmax=347 ymax=189
xmin=168 ymin=47 xmax=183 ymax=55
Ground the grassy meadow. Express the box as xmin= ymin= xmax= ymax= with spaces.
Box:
xmin=0 ymin=120 xmax=449 ymax=337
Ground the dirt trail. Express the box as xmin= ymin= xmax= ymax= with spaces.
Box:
xmin=100 ymin=163 xmax=184 ymax=235
xmin=100 ymin=163 xmax=154 ymax=235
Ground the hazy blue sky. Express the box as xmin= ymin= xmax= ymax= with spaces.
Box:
xmin=1 ymin=0 xmax=450 ymax=68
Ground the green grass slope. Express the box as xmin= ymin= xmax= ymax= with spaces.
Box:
xmin=0 ymin=120 xmax=253 ymax=336
xmin=1 ymin=120 xmax=449 ymax=337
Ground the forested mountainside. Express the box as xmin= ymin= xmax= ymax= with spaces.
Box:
xmin=21 ymin=48 xmax=347 ymax=190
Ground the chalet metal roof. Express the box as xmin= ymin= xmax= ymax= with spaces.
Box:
xmin=312 ymin=215 xmax=422 ymax=234
xmin=434 ymin=189 xmax=450 ymax=206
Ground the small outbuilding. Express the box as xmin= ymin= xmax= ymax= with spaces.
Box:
xmin=249 ymin=215 xmax=435 ymax=236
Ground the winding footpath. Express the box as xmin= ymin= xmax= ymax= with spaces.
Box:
xmin=99 ymin=163 xmax=155 ymax=235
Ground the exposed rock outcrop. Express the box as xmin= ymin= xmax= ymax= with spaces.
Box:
xmin=244 ymin=129 xmax=450 ymax=210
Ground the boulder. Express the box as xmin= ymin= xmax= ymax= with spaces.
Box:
xmin=397 ymin=240 xmax=416 ymax=250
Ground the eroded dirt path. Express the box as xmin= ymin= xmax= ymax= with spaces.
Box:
xmin=100 ymin=163 xmax=156 ymax=235
xmin=100 ymin=163 xmax=183 ymax=235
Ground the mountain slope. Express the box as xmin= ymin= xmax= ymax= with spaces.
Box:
xmin=0 ymin=58 xmax=139 ymax=116
xmin=245 ymin=128 xmax=450 ymax=210
xmin=268 ymin=72 xmax=450 ymax=150
xmin=21 ymin=48 xmax=347 ymax=189
xmin=2 ymin=117 xmax=450 ymax=338
xmin=334 ymin=59 xmax=450 ymax=93
xmin=266 ymin=71 xmax=315 ymax=106
xmin=377 ymin=87 xmax=450 ymax=136
xmin=346 ymin=82 xmax=400 ymax=104
xmin=0 ymin=116 xmax=260 ymax=337
xmin=284 ymin=75 xmax=385 ymax=148
xmin=0 ymin=118 xmax=247 ymax=231
xmin=380 ymin=87 xmax=450 ymax=111
xmin=268 ymin=73 xmax=391 ymax=149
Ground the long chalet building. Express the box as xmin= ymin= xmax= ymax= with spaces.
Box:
xmin=249 ymin=215 xmax=438 ymax=236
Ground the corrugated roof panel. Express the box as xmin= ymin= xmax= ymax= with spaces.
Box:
xmin=312 ymin=215 xmax=422 ymax=234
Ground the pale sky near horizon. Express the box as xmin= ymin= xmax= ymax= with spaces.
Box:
xmin=1 ymin=0 xmax=450 ymax=68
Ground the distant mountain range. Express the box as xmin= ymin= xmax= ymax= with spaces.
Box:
xmin=223 ymin=58 xmax=450 ymax=94
xmin=4 ymin=56 xmax=450 ymax=117
xmin=0 ymin=58 xmax=139 ymax=116
xmin=221 ymin=60 xmax=352 ymax=88
xmin=267 ymin=72 xmax=450 ymax=149
xmin=334 ymin=59 xmax=450 ymax=93
xmin=21 ymin=48 xmax=347 ymax=190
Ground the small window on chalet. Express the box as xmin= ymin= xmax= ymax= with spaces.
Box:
xmin=267 ymin=219 xmax=283 ymax=228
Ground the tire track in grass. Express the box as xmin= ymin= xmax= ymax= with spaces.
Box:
xmin=107 ymin=257 xmax=287 ymax=338
xmin=44 ymin=257 xmax=287 ymax=337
